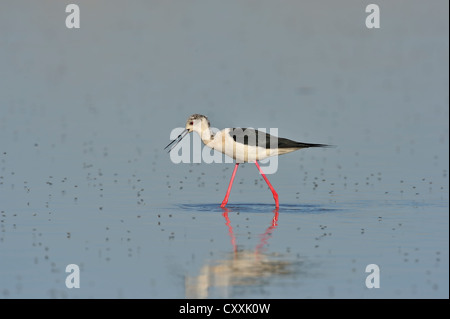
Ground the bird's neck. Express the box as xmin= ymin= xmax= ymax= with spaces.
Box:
xmin=196 ymin=127 xmax=214 ymax=144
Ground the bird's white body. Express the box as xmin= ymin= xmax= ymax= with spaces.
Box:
xmin=204 ymin=128 xmax=278 ymax=163
xmin=184 ymin=115 xmax=302 ymax=163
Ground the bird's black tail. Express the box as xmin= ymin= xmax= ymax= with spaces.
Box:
xmin=294 ymin=142 xmax=331 ymax=148
xmin=277 ymin=137 xmax=331 ymax=149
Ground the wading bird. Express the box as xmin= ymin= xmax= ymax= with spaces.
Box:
xmin=165 ymin=114 xmax=329 ymax=208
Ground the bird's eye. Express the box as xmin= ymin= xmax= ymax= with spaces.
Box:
xmin=189 ymin=121 xmax=193 ymax=125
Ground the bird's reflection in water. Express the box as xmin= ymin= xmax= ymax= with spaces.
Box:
xmin=185 ymin=208 xmax=298 ymax=298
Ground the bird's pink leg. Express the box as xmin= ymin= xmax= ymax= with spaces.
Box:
xmin=254 ymin=161 xmax=279 ymax=208
xmin=221 ymin=163 xmax=239 ymax=208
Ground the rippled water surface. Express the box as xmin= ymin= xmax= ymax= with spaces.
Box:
xmin=0 ymin=1 xmax=448 ymax=298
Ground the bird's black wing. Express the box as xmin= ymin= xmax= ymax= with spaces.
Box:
xmin=229 ymin=128 xmax=328 ymax=149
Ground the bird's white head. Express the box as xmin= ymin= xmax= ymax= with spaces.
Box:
xmin=164 ymin=114 xmax=212 ymax=153
xmin=185 ymin=114 xmax=210 ymax=135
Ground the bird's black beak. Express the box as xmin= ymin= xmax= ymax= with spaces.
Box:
xmin=164 ymin=129 xmax=189 ymax=153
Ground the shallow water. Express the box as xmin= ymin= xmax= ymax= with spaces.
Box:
xmin=0 ymin=1 xmax=448 ymax=299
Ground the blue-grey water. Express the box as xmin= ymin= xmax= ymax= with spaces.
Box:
xmin=0 ymin=1 xmax=448 ymax=298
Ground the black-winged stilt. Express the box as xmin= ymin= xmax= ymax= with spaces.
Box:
xmin=165 ymin=114 xmax=329 ymax=208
